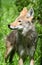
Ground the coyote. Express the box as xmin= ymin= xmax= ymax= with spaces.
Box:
xmin=5 ymin=7 xmax=38 ymax=65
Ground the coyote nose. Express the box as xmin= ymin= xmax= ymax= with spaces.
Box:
xmin=8 ymin=24 xmax=10 ymax=28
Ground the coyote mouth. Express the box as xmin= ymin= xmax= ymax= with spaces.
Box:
xmin=8 ymin=25 xmax=23 ymax=30
xmin=8 ymin=25 xmax=17 ymax=30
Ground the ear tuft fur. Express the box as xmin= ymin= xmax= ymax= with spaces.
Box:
xmin=26 ymin=8 xmax=34 ymax=17
xmin=20 ymin=7 xmax=28 ymax=16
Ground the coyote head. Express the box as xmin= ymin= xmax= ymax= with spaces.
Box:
xmin=8 ymin=7 xmax=34 ymax=31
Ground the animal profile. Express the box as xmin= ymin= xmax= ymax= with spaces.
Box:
xmin=5 ymin=7 xmax=38 ymax=65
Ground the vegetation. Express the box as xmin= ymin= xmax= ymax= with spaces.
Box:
xmin=0 ymin=0 xmax=42 ymax=65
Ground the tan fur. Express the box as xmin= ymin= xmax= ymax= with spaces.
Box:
xmin=5 ymin=7 xmax=38 ymax=65
xmin=20 ymin=7 xmax=28 ymax=16
xmin=19 ymin=58 xmax=23 ymax=65
xmin=10 ymin=7 xmax=33 ymax=27
xmin=30 ymin=59 xmax=34 ymax=65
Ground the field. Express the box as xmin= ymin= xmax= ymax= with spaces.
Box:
xmin=0 ymin=0 xmax=42 ymax=65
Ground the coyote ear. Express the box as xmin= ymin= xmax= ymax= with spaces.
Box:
xmin=20 ymin=7 xmax=27 ymax=16
xmin=27 ymin=8 xmax=34 ymax=17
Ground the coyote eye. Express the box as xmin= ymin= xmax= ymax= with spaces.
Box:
xmin=18 ymin=20 xmax=21 ymax=22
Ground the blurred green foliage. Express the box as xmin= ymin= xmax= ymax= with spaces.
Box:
xmin=0 ymin=0 xmax=42 ymax=65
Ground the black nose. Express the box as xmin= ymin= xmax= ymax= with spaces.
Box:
xmin=8 ymin=24 xmax=10 ymax=28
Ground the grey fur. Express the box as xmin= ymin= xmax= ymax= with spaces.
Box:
xmin=5 ymin=21 xmax=38 ymax=62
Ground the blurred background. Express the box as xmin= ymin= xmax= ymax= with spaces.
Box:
xmin=0 ymin=0 xmax=42 ymax=65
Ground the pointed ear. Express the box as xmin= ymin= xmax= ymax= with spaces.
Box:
xmin=26 ymin=8 xmax=34 ymax=17
xmin=20 ymin=7 xmax=28 ymax=16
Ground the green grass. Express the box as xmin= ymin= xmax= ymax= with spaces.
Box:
xmin=0 ymin=0 xmax=42 ymax=65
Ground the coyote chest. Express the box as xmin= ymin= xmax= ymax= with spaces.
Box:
xmin=16 ymin=30 xmax=37 ymax=57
